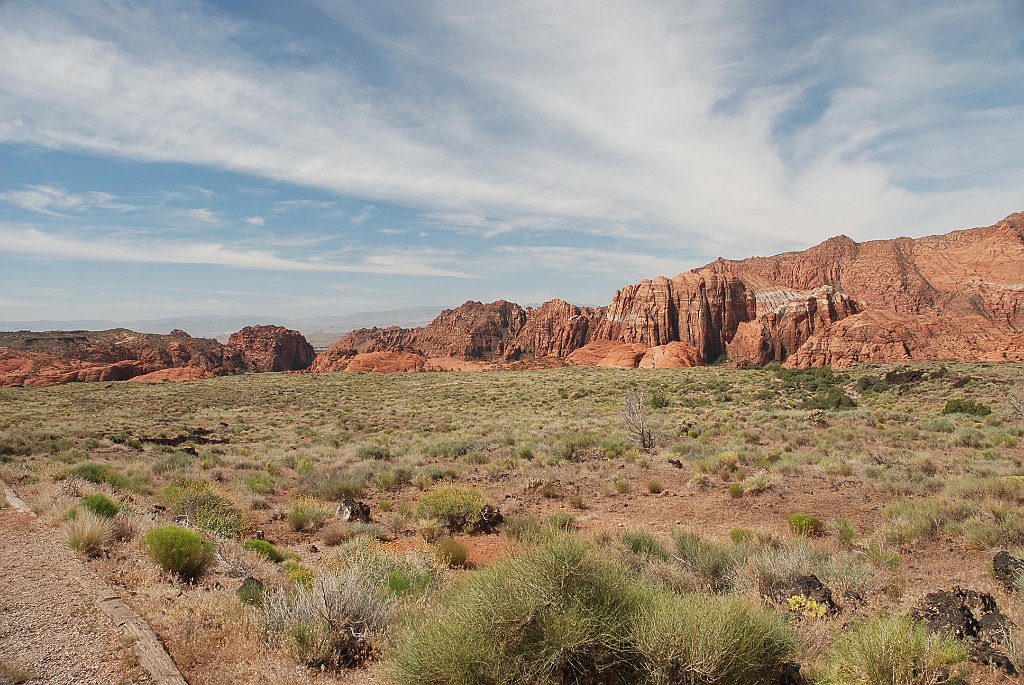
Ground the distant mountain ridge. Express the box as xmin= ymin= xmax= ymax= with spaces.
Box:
xmin=0 ymin=306 xmax=443 ymax=348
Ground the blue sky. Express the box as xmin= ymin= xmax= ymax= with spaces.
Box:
xmin=1 ymin=0 xmax=1022 ymax=321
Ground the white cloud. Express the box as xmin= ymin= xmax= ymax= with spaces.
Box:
xmin=182 ymin=207 xmax=220 ymax=223
xmin=0 ymin=184 xmax=139 ymax=216
xmin=0 ymin=0 xmax=1021 ymax=261
xmin=245 ymin=215 xmax=265 ymax=226
xmin=351 ymin=204 xmax=377 ymax=225
xmin=0 ymin=224 xmax=476 ymax=278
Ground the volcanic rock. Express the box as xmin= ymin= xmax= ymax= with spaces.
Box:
xmin=226 ymin=325 xmax=315 ymax=372
xmin=993 ymin=550 xmax=1024 ymax=592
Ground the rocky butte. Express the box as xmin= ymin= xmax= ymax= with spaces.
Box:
xmin=313 ymin=211 xmax=1024 ymax=372
xmin=0 ymin=325 xmax=315 ymax=387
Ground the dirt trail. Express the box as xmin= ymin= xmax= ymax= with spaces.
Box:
xmin=0 ymin=508 xmax=142 ymax=685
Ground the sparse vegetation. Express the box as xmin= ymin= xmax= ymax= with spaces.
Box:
xmin=144 ymin=525 xmax=215 ymax=580
xmin=65 ymin=509 xmax=113 ymax=557
xmin=79 ymin=493 xmax=120 ymax=518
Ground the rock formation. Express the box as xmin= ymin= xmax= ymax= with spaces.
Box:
xmin=1 ymin=325 xmax=315 ymax=387
xmin=226 ymin=325 xmax=315 ymax=372
xmin=310 ymin=211 xmax=1024 ymax=370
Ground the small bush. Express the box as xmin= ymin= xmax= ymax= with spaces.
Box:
xmin=388 ymin=535 xmax=796 ymax=685
xmin=245 ymin=474 xmax=276 ymax=495
xmin=287 ymin=496 xmax=333 ymax=532
xmin=820 ymin=615 xmax=967 ymax=685
xmin=801 ymin=388 xmax=856 ymax=410
xmin=833 ymin=517 xmax=856 ymax=546
xmin=621 ymin=529 xmax=668 ymax=560
xmin=547 ymin=512 xmax=577 ymax=531
xmin=613 ymin=477 xmax=631 ymax=494
xmin=66 ymin=509 xmax=113 ymax=557
xmin=80 ymin=493 xmax=120 ymax=518
xmin=237 ymin=577 xmax=265 ymax=606
xmin=415 ymin=486 xmax=489 ymax=533
xmin=165 ymin=481 xmax=247 ymax=538
xmin=321 ymin=522 xmax=352 ymax=546
xmin=728 ymin=482 xmax=744 ymax=498
xmin=672 ymin=529 xmax=743 ymax=592
xmin=67 ymin=462 xmax=127 ymax=488
xmin=433 ymin=537 xmax=468 ymax=567
xmin=502 ymin=514 xmax=542 ymax=542
xmin=243 ymin=538 xmax=284 ymax=563
xmin=647 ymin=481 xmax=663 ymax=494
xmin=788 ymin=513 xmax=824 ymax=537
xmin=144 ymin=525 xmax=215 ymax=580
xmin=943 ymin=399 xmax=992 ymax=416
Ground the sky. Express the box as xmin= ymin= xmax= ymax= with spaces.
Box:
xmin=1 ymin=0 xmax=1023 ymax=321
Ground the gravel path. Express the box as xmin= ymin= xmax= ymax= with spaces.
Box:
xmin=0 ymin=509 xmax=140 ymax=685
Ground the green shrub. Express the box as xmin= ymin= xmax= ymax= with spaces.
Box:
xmin=67 ymin=462 xmax=127 ymax=488
xmin=672 ymin=529 xmax=743 ymax=592
xmin=833 ymin=517 xmax=856 ymax=546
xmin=546 ymin=512 xmax=577 ymax=531
xmin=65 ymin=509 xmax=113 ymax=557
xmin=433 ymin=537 xmax=468 ymax=567
xmin=649 ymin=390 xmax=671 ymax=409
xmin=942 ymin=399 xmax=992 ymax=416
xmin=633 ymin=593 xmax=797 ymax=685
xmin=357 ymin=444 xmax=394 ymax=461
xmin=144 ymin=525 xmax=215 ymax=580
xmin=801 ymin=388 xmax=856 ymax=410
xmin=243 ymin=538 xmax=284 ymax=563
xmin=80 ymin=493 xmax=120 ymax=518
xmin=621 ymin=529 xmax=668 ymax=561
xmin=245 ymin=474 xmax=276 ymax=495
xmin=788 ymin=513 xmax=824 ymax=537
xmin=237 ymin=577 xmax=266 ymax=606
xmin=820 ymin=615 xmax=967 ymax=685
xmin=647 ymin=481 xmax=663 ymax=494
xmin=287 ymin=496 xmax=333 ymax=532
xmin=415 ymin=486 xmax=489 ymax=533
xmin=164 ymin=481 xmax=247 ymax=538
xmin=388 ymin=535 xmax=795 ymax=685
xmin=502 ymin=514 xmax=542 ymax=542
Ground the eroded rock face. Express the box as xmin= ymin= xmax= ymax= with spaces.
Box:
xmin=344 ymin=351 xmax=426 ymax=373
xmin=311 ymin=213 xmax=1024 ymax=370
xmin=638 ymin=342 xmax=703 ymax=368
xmin=565 ymin=340 xmax=649 ymax=368
xmin=0 ymin=325 xmax=316 ymax=386
xmin=226 ymin=325 xmax=315 ymax=372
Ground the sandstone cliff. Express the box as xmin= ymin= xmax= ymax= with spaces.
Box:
xmin=1 ymin=325 xmax=316 ymax=387
xmin=312 ymin=211 xmax=1024 ymax=370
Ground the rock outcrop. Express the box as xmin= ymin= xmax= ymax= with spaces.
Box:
xmin=1 ymin=325 xmax=316 ymax=387
xmin=311 ymin=211 xmax=1024 ymax=370
xmin=226 ymin=325 xmax=315 ymax=372
xmin=638 ymin=342 xmax=703 ymax=369
xmin=566 ymin=340 xmax=649 ymax=368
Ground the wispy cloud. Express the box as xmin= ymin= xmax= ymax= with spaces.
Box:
xmin=182 ymin=207 xmax=220 ymax=224
xmin=0 ymin=224 xmax=475 ymax=278
xmin=0 ymin=184 xmax=140 ymax=216
xmin=351 ymin=204 xmax=377 ymax=225
xmin=244 ymin=215 xmax=265 ymax=226
xmin=0 ymin=0 xmax=1021 ymax=263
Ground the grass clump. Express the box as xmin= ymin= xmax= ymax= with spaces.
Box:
xmin=942 ymin=399 xmax=992 ymax=417
xmin=266 ymin=539 xmax=438 ymax=668
xmin=67 ymin=462 xmax=128 ymax=488
xmin=433 ymin=537 xmax=468 ymax=567
xmin=621 ymin=529 xmax=669 ymax=561
xmin=287 ymin=496 xmax=333 ymax=532
xmin=415 ymin=485 xmax=489 ymax=533
xmin=79 ymin=493 xmax=120 ymax=518
xmin=671 ymin=529 xmax=743 ymax=592
xmin=388 ymin=535 xmax=795 ymax=685
xmin=65 ymin=509 xmax=113 ymax=557
xmin=819 ymin=615 xmax=967 ymax=685
xmin=144 ymin=525 xmax=215 ymax=580
xmin=788 ymin=514 xmax=824 ymax=537
xmin=164 ymin=480 xmax=247 ymax=538
xmin=242 ymin=538 xmax=284 ymax=563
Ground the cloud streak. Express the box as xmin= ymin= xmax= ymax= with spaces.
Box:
xmin=0 ymin=224 xmax=475 ymax=278
xmin=0 ymin=0 xmax=1021 ymax=261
